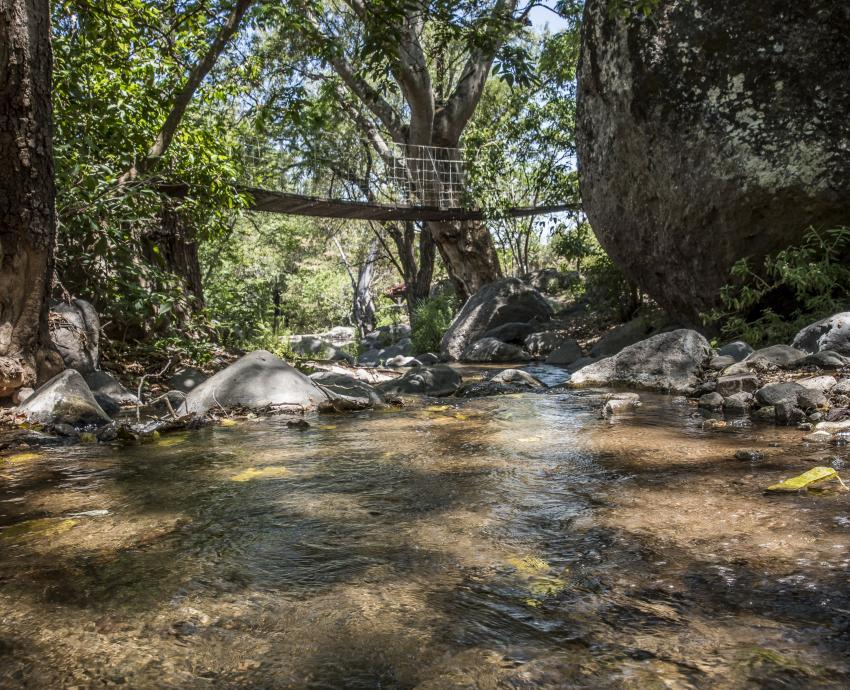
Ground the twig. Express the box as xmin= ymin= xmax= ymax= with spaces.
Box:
xmin=135 ymin=359 xmax=173 ymax=422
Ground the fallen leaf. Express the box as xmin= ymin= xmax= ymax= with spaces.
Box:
xmin=767 ymin=466 xmax=841 ymax=492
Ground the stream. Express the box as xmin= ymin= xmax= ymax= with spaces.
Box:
xmin=1 ymin=367 xmax=849 ymax=688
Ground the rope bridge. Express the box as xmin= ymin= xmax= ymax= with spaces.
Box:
xmin=229 ymin=139 xmax=580 ymax=222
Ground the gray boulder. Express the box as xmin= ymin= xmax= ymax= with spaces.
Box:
xmin=19 ymin=369 xmax=111 ymax=427
xmin=698 ymin=392 xmax=724 ymax=411
xmin=570 ymin=329 xmax=711 ymax=393
xmin=386 ymin=355 xmax=420 ymax=368
xmin=490 ymin=369 xmax=544 ymax=388
xmin=376 ymin=365 xmax=462 ymax=397
xmin=525 ymin=330 xmax=570 ymax=358
xmin=589 ymin=318 xmax=653 ymax=359
xmin=545 ymin=339 xmax=583 ymax=366
xmin=482 ymin=321 xmax=535 ymax=344
xmin=177 ymin=351 xmax=329 ymax=416
xmin=168 ymin=366 xmax=208 ymax=393
xmin=441 ymin=278 xmax=553 ymax=360
xmin=522 ymin=268 xmax=580 ymax=294
xmin=49 ymin=298 xmax=100 ymax=374
xmin=708 ymin=355 xmax=736 ymax=371
xmin=461 ymin=338 xmax=531 ymax=364
xmin=311 ymin=372 xmax=383 ymax=411
xmin=577 ymin=0 xmax=850 ymax=325
xmin=746 ymin=345 xmax=807 ymax=369
xmin=802 ymin=350 xmax=850 ymax=368
xmin=797 ymin=376 xmax=838 ymax=394
xmin=723 ymin=392 xmax=754 ymax=413
xmin=792 ymin=312 xmax=850 ymax=356
xmin=755 ymin=382 xmax=805 ymax=407
xmin=415 ymin=353 xmax=440 ymax=366
xmin=83 ymin=370 xmax=140 ymax=415
xmin=717 ymin=342 xmax=754 ymax=362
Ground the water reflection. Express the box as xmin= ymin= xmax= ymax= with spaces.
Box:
xmin=1 ymin=387 xmax=849 ymax=688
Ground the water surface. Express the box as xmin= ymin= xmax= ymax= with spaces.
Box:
xmin=1 ymin=383 xmax=849 ymax=688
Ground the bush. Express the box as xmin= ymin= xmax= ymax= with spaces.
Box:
xmin=705 ymin=227 xmax=850 ymax=347
xmin=410 ymin=292 xmax=458 ymax=354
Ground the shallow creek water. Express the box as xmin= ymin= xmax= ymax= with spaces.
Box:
xmin=1 ymin=368 xmax=849 ymax=688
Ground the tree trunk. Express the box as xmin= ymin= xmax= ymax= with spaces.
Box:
xmin=407 ymin=224 xmax=435 ymax=313
xmin=353 ymin=239 xmax=379 ymax=337
xmin=426 ymin=220 xmax=501 ymax=303
xmin=152 ymin=202 xmax=204 ymax=310
xmin=0 ymin=0 xmax=63 ymax=397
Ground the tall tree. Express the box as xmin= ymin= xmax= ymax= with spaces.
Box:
xmin=275 ymin=0 xmax=533 ymax=302
xmin=0 ymin=0 xmax=63 ymax=397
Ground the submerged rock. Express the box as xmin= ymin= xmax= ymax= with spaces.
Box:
xmin=177 ymin=351 xmax=329 ymax=416
xmin=570 ymin=329 xmax=711 ymax=393
xmin=19 ymin=369 xmax=111 ymax=427
xmin=376 ymin=365 xmax=462 ymax=397
xmin=441 ymin=278 xmax=552 ymax=360
xmin=602 ymin=392 xmax=641 ymax=417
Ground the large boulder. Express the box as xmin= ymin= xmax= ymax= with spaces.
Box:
xmin=49 ymin=298 xmax=100 ymax=373
xmin=792 ymin=312 xmax=850 ymax=356
xmin=19 ymin=369 xmax=111 ymax=427
xmin=441 ymin=278 xmax=553 ymax=361
xmin=577 ymin=0 xmax=850 ymax=325
xmin=177 ymin=351 xmax=328 ymax=416
xmin=168 ymin=366 xmax=208 ymax=393
xmin=590 ymin=318 xmax=654 ymax=359
xmin=570 ymin=329 xmax=711 ymax=393
xmin=376 ymin=365 xmax=462 ymax=397
xmin=461 ymin=338 xmax=530 ymax=363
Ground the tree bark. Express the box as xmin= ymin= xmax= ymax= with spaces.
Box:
xmin=144 ymin=202 xmax=205 ymax=310
xmin=0 ymin=0 xmax=63 ymax=397
xmin=426 ymin=220 xmax=501 ymax=303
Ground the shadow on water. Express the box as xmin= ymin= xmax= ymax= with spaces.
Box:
xmin=1 ymin=388 xmax=849 ymax=687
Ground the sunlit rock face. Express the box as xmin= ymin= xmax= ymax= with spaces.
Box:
xmin=577 ymin=0 xmax=850 ymax=325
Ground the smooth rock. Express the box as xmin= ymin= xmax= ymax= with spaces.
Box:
xmin=311 ymin=372 xmax=383 ymax=411
xmin=525 ymin=330 xmax=572 ymax=358
xmin=797 ymin=376 xmax=837 ymax=394
xmin=709 ymin=355 xmax=736 ymax=371
xmin=545 ymin=339 xmax=583 ymax=366
xmin=802 ymin=350 xmax=850 ymax=368
xmin=376 ymin=365 xmax=462 ymax=397
xmin=792 ymin=312 xmax=850 ymax=356
xmin=815 ymin=419 xmax=850 ymax=432
xmin=570 ymin=329 xmax=711 ymax=393
xmin=755 ymin=382 xmax=805 ymax=407
xmin=482 ymin=321 xmax=535 ymax=344
xmin=490 ymin=369 xmax=544 ymax=387
xmin=804 ymin=430 xmax=833 ymax=443
xmin=717 ymin=341 xmax=754 ymax=362
xmin=49 ymin=298 xmax=100 ymax=374
xmin=723 ymin=392 xmax=753 ymax=413
xmin=386 ymin=355 xmax=420 ymax=368
xmin=746 ymin=345 xmax=807 ymax=369
xmin=12 ymin=387 xmax=34 ymax=405
xmin=775 ymin=402 xmax=806 ymax=426
xmin=177 ymin=351 xmax=329 ymax=416
xmin=83 ymin=370 xmax=140 ymax=415
xmin=796 ymin=387 xmax=827 ymax=411
xmin=461 ymin=338 xmax=530 ymax=363
xmin=833 ymin=379 xmax=850 ymax=396
xmin=168 ymin=367 xmax=208 ymax=393
xmin=414 ymin=353 xmax=440 ymax=366
xmin=19 ymin=370 xmax=111 ymax=427
xmin=698 ymin=392 xmax=724 ymax=411
xmin=716 ymin=374 xmax=759 ymax=397
xmin=603 ymin=392 xmax=641 ymax=417
xmin=441 ymin=278 xmax=552 ymax=360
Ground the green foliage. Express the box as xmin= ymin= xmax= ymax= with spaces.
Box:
xmin=411 ymin=292 xmax=459 ymax=354
xmin=706 ymin=227 xmax=850 ymax=347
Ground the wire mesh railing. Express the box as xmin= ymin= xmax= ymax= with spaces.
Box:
xmin=235 ymin=138 xmax=473 ymax=210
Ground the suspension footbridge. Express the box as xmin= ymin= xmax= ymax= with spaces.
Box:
xmin=203 ymin=140 xmax=581 ymax=221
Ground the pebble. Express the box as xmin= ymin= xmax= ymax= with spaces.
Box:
xmin=734 ymin=450 xmax=763 ymax=461
xmin=803 ymin=430 xmax=833 ymax=443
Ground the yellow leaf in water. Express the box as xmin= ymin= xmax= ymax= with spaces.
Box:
xmin=506 ymin=555 xmax=551 ymax=577
xmin=425 ymin=405 xmax=450 ymax=412
xmin=767 ymin=466 xmax=840 ymax=492
xmin=454 ymin=413 xmax=468 ymax=420
xmin=3 ymin=452 xmax=41 ymax=464
xmin=527 ymin=575 xmax=568 ymax=598
xmin=231 ymin=466 xmax=290 ymax=482
xmin=219 ymin=418 xmax=238 ymax=427
xmin=79 ymin=432 xmax=97 ymax=443
xmin=319 ymin=424 xmax=337 ymax=430
xmin=1 ymin=518 xmax=77 ymax=544
xmin=155 ymin=433 xmax=188 ymax=447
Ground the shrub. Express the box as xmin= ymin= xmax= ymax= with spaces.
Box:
xmin=410 ymin=292 xmax=458 ymax=354
xmin=705 ymin=227 xmax=850 ymax=347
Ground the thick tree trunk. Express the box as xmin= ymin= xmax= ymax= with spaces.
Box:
xmin=426 ymin=220 xmax=501 ymax=303
xmin=152 ymin=203 xmax=204 ymax=310
xmin=0 ymin=0 xmax=63 ymax=397
xmin=353 ymin=239 xmax=378 ymax=337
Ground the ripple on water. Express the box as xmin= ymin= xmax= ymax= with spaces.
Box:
xmin=0 ymin=388 xmax=849 ymax=688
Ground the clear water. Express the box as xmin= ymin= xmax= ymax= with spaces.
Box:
xmin=1 ymin=383 xmax=849 ymax=688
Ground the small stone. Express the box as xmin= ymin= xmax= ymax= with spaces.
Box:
xmin=723 ymin=392 xmax=753 ymax=413
xmin=815 ymin=419 xmax=850 ymax=432
xmin=752 ymin=406 xmax=776 ymax=422
xmin=53 ymin=423 xmax=78 ymax=437
xmin=796 ymin=387 xmax=827 ymax=412
xmin=797 ymin=422 xmax=813 ymax=431
xmin=286 ymin=419 xmax=310 ymax=430
xmin=746 ymin=345 xmax=807 ymax=369
xmin=797 ymin=375 xmax=838 ymax=393
xmin=696 ymin=380 xmax=718 ymax=395
xmin=755 ymin=382 xmax=805 ymax=407
xmin=734 ymin=450 xmax=763 ymax=461
xmin=709 ymin=355 xmax=736 ymax=371
xmin=803 ymin=430 xmax=833 ymax=443
xmin=698 ymin=392 xmax=724 ymax=410
xmin=716 ymin=374 xmax=760 ymax=397
xmin=703 ymin=419 xmax=727 ymax=430
xmin=808 ymin=412 xmax=823 ymax=422
xmin=717 ymin=341 xmax=754 ymax=362
xmin=775 ymin=402 xmax=806 ymax=426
